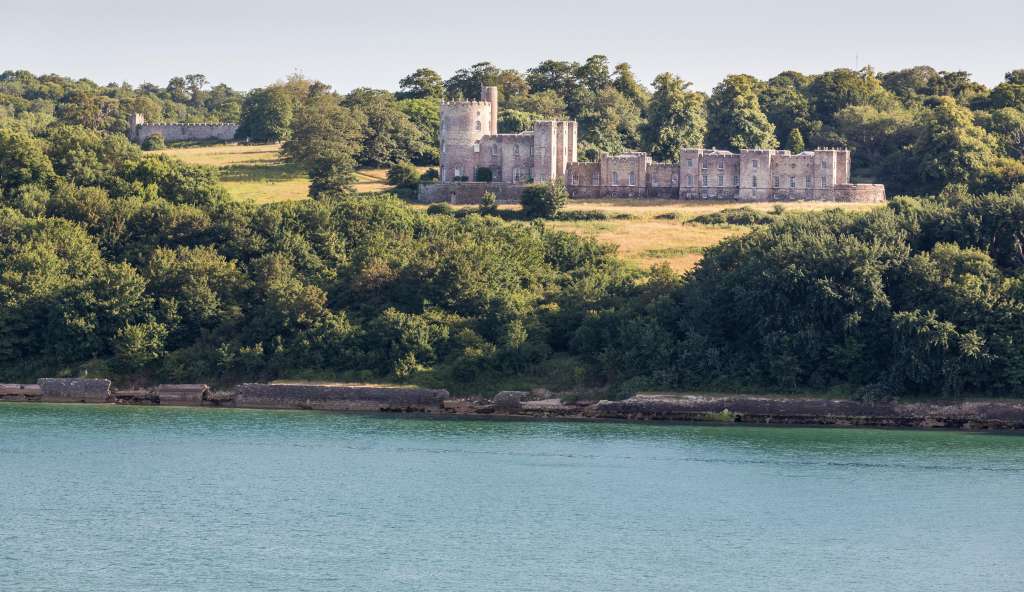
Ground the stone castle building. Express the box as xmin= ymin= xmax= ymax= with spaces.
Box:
xmin=128 ymin=113 xmax=238 ymax=145
xmin=419 ymin=86 xmax=885 ymax=203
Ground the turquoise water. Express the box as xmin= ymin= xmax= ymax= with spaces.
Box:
xmin=2 ymin=405 xmax=1023 ymax=591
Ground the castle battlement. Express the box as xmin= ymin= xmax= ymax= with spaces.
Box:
xmin=423 ymin=88 xmax=883 ymax=205
xmin=127 ymin=113 xmax=238 ymax=145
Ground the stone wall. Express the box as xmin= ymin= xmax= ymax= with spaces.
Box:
xmin=37 ymin=378 xmax=111 ymax=403
xmin=133 ymin=123 xmax=238 ymax=145
xmin=418 ymin=182 xmax=527 ymax=204
xmin=233 ymin=383 xmax=449 ymax=411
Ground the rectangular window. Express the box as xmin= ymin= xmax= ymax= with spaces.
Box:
xmin=687 ymin=174 xmax=693 ymax=186
xmin=752 ymin=160 xmax=759 ymax=169
xmin=805 ymin=176 xmax=812 ymax=188
xmin=717 ymin=175 xmax=724 ymax=186
xmin=612 ymin=171 xmax=619 ymax=185
xmin=628 ymin=171 xmax=636 ymax=186
xmin=821 ymin=159 xmax=828 ymax=168
xmin=733 ymin=175 xmax=739 ymax=186
xmin=718 ymin=161 xmax=724 ymax=170
xmin=701 ymin=160 xmax=708 ymax=170
xmin=821 ymin=176 xmax=827 ymax=188
xmin=686 ymin=159 xmax=693 ymax=167
xmin=773 ymin=176 xmax=780 ymax=188
xmin=571 ymin=172 xmax=579 ymax=185
xmin=491 ymin=144 xmax=498 ymax=156
xmin=752 ymin=176 xmax=758 ymax=188
xmin=789 ymin=176 xmax=796 ymax=188
xmin=591 ymin=172 xmax=600 ymax=185
xmin=702 ymin=175 xmax=708 ymax=186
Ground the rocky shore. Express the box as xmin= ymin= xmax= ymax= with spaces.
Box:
xmin=3 ymin=380 xmax=1024 ymax=431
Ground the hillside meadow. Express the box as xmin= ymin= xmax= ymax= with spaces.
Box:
xmin=161 ymin=143 xmax=882 ymax=272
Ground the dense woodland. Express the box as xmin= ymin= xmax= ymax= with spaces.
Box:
xmin=1 ymin=63 xmax=1024 ymax=398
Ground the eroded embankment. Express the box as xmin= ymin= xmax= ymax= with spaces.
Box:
xmin=3 ymin=381 xmax=1024 ymax=431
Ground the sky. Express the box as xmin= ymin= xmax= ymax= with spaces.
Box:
xmin=3 ymin=0 xmax=1022 ymax=94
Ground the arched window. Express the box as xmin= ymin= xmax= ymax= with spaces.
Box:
xmin=628 ymin=171 xmax=636 ymax=186
xmin=513 ymin=145 xmax=520 ymax=156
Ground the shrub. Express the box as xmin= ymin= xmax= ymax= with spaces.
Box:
xmin=474 ymin=167 xmax=493 ymax=182
xmin=141 ymin=133 xmax=165 ymax=151
xmin=479 ymin=192 xmax=498 ymax=215
xmin=387 ymin=161 xmax=421 ymax=188
xmin=420 ymin=168 xmax=439 ymax=182
xmin=520 ymin=181 xmax=568 ymax=219
xmin=691 ymin=206 xmax=777 ymax=226
xmin=426 ymin=202 xmax=454 ymax=215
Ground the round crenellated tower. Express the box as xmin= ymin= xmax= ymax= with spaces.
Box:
xmin=438 ymin=86 xmax=497 ymax=182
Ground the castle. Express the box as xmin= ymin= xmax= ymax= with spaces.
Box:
xmin=128 ymin=113 xmax=238 ymax=145
xmin=419 ymin=86 xmax=885 ymax=203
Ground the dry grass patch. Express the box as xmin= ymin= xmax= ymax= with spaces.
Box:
xmin=159 ymin=144 xmax=422 ymax=203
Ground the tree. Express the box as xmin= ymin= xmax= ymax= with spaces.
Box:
xmin=0 ymin=125 xmax=55 ymax=197
xmin=786 ymin=128 xmax=805 ymax=153
xmin=387 ymin=161 xmax=421 ymax=188
xmin=236 ymin=87 xmax=294 ymax=142
xmin=184 ymin=74 xmax=209 ymax=106
xmin=807 ymin=68 xmax=897 ymax=124
xmin=986 ymin=108 xmax=1024 ymax=160
xmin=706 ymin=74 xmax=778 ymax=151
xmin=612 ymin=63 xmax=650 ymax=111
xmin=344 ymin=90 xmax=428 ymax=167
xmin=642 ymin=73 xmax=707 ymax=162
xmin=520 ymin=181 xmax=567 ymax=219
xmin=760 ymin=71 xmax=821 ymax=146
xmin=444 ymin=62 xmax=502 ymax=100
xmin=282 ymin=96 xmax=365 ymax=167
xmin=911 ymin=97 xmax=1007 ymax=194
xmin=576 ymin=87 xmax=643 ymax=156
xmin=397 ymin=68 xmax=444 ymax=100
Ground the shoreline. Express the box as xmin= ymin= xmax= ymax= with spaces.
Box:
xmin=4 ymin=380 xmax=1024 ymax=432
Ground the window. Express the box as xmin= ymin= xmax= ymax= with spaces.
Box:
xmin=513 ymin=168 xmax=521 ymax=182
xmin=453 ymin=167 xmax=462 ymax=180
xmin=805 ymin=176 xmax=812 ymax=188
xmin=628 ymin=171 xmax=636 ymax=186
xmin=473 ymin=141 xmax=480 ymax=153
xmin=773 ymin=176 xmax=780 ymax=188
xmin=571 ymin=172 xmax=579 ymax=185
xmin=441 ymin=141 xmax=446 ymax=153
xmin=687 ymin=174 xmax=693 ymax=186
xmin=752 ymin=160 xmax=759 ymax=169
xmin=591 ymin=172 xmax=600 ymax=185
xmin=686 ymin=159 xmax=693 ymax=167
xmin=513 ymin=145 xmax=520 ymax=156
xmin=702 ymin=175 xmax=708 ymax=186
xmin=612 ymin=171 xmax=619 ymax=185
xmin=752 ymin=176 xmax=758 ymax=188
xmin=528 ymin=146 xmax=533 ymax=156
xmin=701 ymin=160 xmax=708 ymax=170
xmin=475 ymin=121 xmax=481 ymax=131
xmin=490 ymin=144 xmax=498 ymax=156
xmin=821 ymin=176 xmax=827 ymax=188
xmin=718 ymin=160 xmax=724 ymax=170
xmin=717 ymin=175 xmax=724 ymax=186
xmin=733 ymin=175 xmax=739 ymax=186
xmin=789 ymin=176 xmax=796 ymax=188
xmin=821 ymin=159 xmax=828 ymax=168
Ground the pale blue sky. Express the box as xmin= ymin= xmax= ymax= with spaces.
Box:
xmin=3 ymin=0 xmax=1021 ymax=93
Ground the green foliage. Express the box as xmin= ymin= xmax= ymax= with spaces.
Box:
xmin=642 ymin=73 xmax=706 ymax=161
xmin=520 ymin=182 xmax=568 ymax=219
xmin=387 ymin=161 xmax=422 ymax=188
xmin=426 ymin=202 xmax=454 ymax=216
xmin=237 ymin=87 xmax=294 ymax=143
xmin=141 ymin=134 xmax=165 ymax=151
xmin=707 ymin=75 xmax=779 ymax=150
xmin=690 ymin=206 xmax=781 ymax=226
xmin=786 ymin=128 xmax=805 ymax=153
xmin=479 ymin=192 xmax=498 ymax=215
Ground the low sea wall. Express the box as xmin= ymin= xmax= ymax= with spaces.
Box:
xmin=37 ymin=378 xmax=111 ymax=403
xmin=232 ymin=383 xmax=449 ymax=411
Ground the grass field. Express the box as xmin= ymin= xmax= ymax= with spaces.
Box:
xmin=160 ymin=143 xmax=882 ymax=272
xmin=160 ymin=143 xmax=397 ymax=203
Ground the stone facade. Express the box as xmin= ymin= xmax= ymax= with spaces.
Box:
xmin=435 ymin=85 xmax=576 ymax=185
xmin=567 ymin=147 xmax=884 ymax=202
xmin=420 ymin=86 xmax=884 ymax=204
xmin=128 ymin=113 xmax=238 ymax=145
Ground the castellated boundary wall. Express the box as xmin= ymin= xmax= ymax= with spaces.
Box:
xmin=132 ymin=123 xmax=238 ymax=145
xmin=128 ymin=113 xmax=237 ymax=145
